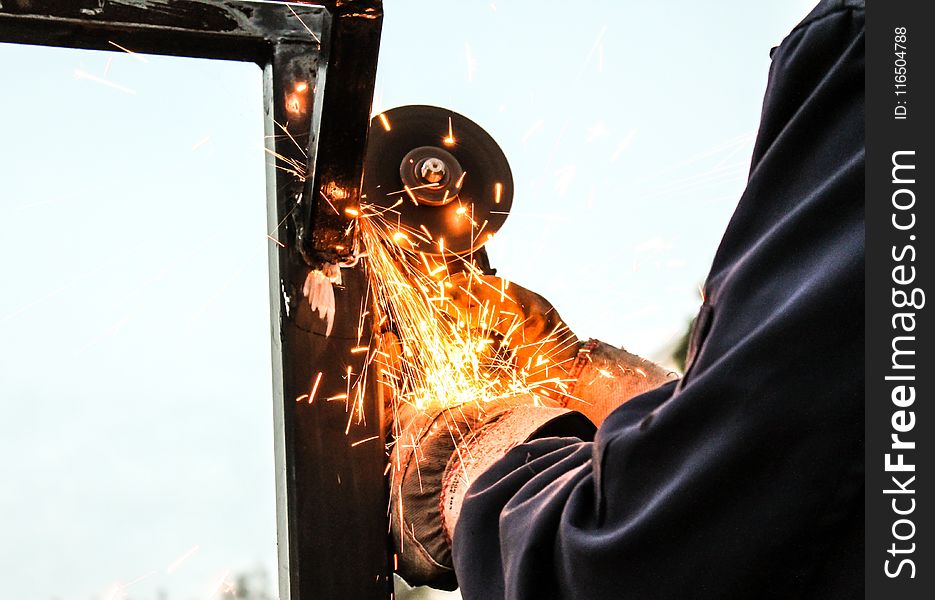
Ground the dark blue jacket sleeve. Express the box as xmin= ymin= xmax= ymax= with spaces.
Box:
xmin=452 ymin=2 xmax=865 ymax=598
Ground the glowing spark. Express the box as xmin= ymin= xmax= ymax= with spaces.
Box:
xmin=191 ymin=136 xmax=211 ymax=151
xmin=698 ymin=285 xmax=706 ymax=302
xmin=352 ymin=435 xmax=379 ymax=447
xmin=610 ymin=129 xmax=638 ymax=162
xmin=586 ymin=26 xmax=608 ymax=65
xmin=207 ymin=570 xmax=235 ymax=599
xmin=351 ymin=346 xmax=369 ymax=354
xmin=586 ymin=121 xmax=608 ymax=142
xmin=635 ymin=367 xmax=648 ymax=377
xmin=387 ymin=181 xmax=439 ymax=197
xmin=274 ymin=119 xmax=308 ymax=158
xmin=166 ymin=545 xmax=200 ymax=573
xmin=455 ymin=206 xmax=468 ymax=216
xmin=295 ymin=81 xmax=308 ymax=93
xmin=103 ymin=584 xmax=122 ymax=600
xmin=455 ymin=171 xmax=467 ymax=188
xmin=345 ymin=207 xmax=360 ymax=217
xmin=404 ymin=185 xmax=419 ymax=205
xmin=73 ymin=69 xmax=136 ymax=95
xmin=309 ymin=371 xmax=323 ymax=404
xmin=267 ymin=234 xmax=285 ymax=248
xmin=522 ymin=120 xmax=543 ymax=144
xmin=263 ymin=145 xmax=307 ymax=180
xmin=444 ymin=117 xmax=456 ymax=145
xmin=288 ymin=4 xmax=322 ymax=43
xmin=494 ymin=182 xmax=503 ymax=204
xmin=379 ymin=113 xmax=392 ymax=131
xmin=107 ymin=41 xmax=149 ymax=62
xmin=344 ymin=365 xmax=354 ymax=413
xmin=554 ymin=165 xmax=577 ymax=195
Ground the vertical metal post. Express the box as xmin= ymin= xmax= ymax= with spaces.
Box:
xmin=264 ymin=8 xmax=388 ymax=598
xmin=0 ymin=2 xmax=388 ymax=598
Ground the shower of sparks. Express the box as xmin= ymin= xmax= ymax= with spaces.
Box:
xmin=358 ymin=206 xmax=577 ymax=423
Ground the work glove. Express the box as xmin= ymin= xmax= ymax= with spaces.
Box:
xmin=389 ymin=393 xmax=595 ymax=589
xmin=386 ymin=275 xmax=675 ymax=588
xmin=444 ymin=274 xmax=678 ymax=425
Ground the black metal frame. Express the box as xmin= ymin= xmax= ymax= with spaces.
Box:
xmin=0 ymin=2 xmax=387 ymax=599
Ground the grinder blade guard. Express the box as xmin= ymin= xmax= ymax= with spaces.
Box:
xmin=362 ymin=105 xmax=514 ymax=256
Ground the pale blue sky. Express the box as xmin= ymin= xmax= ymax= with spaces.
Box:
xmin=0 ymin=2 xmax=814 ymax=598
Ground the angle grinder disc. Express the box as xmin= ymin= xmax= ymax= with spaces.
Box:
xmin=362 ymin=105 xmax=514 ymax=256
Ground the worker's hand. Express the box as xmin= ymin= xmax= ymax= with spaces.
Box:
xmin=444 ymin=274 xmax=678 ymax=425
xmin=443 ymin=274 xmax=579 ymax=386
xmin=389 ymin=394 xmax=595 ymax=590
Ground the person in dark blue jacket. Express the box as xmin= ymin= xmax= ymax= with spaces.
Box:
xmin=390 ymin=1 xmax=865 ymax=597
